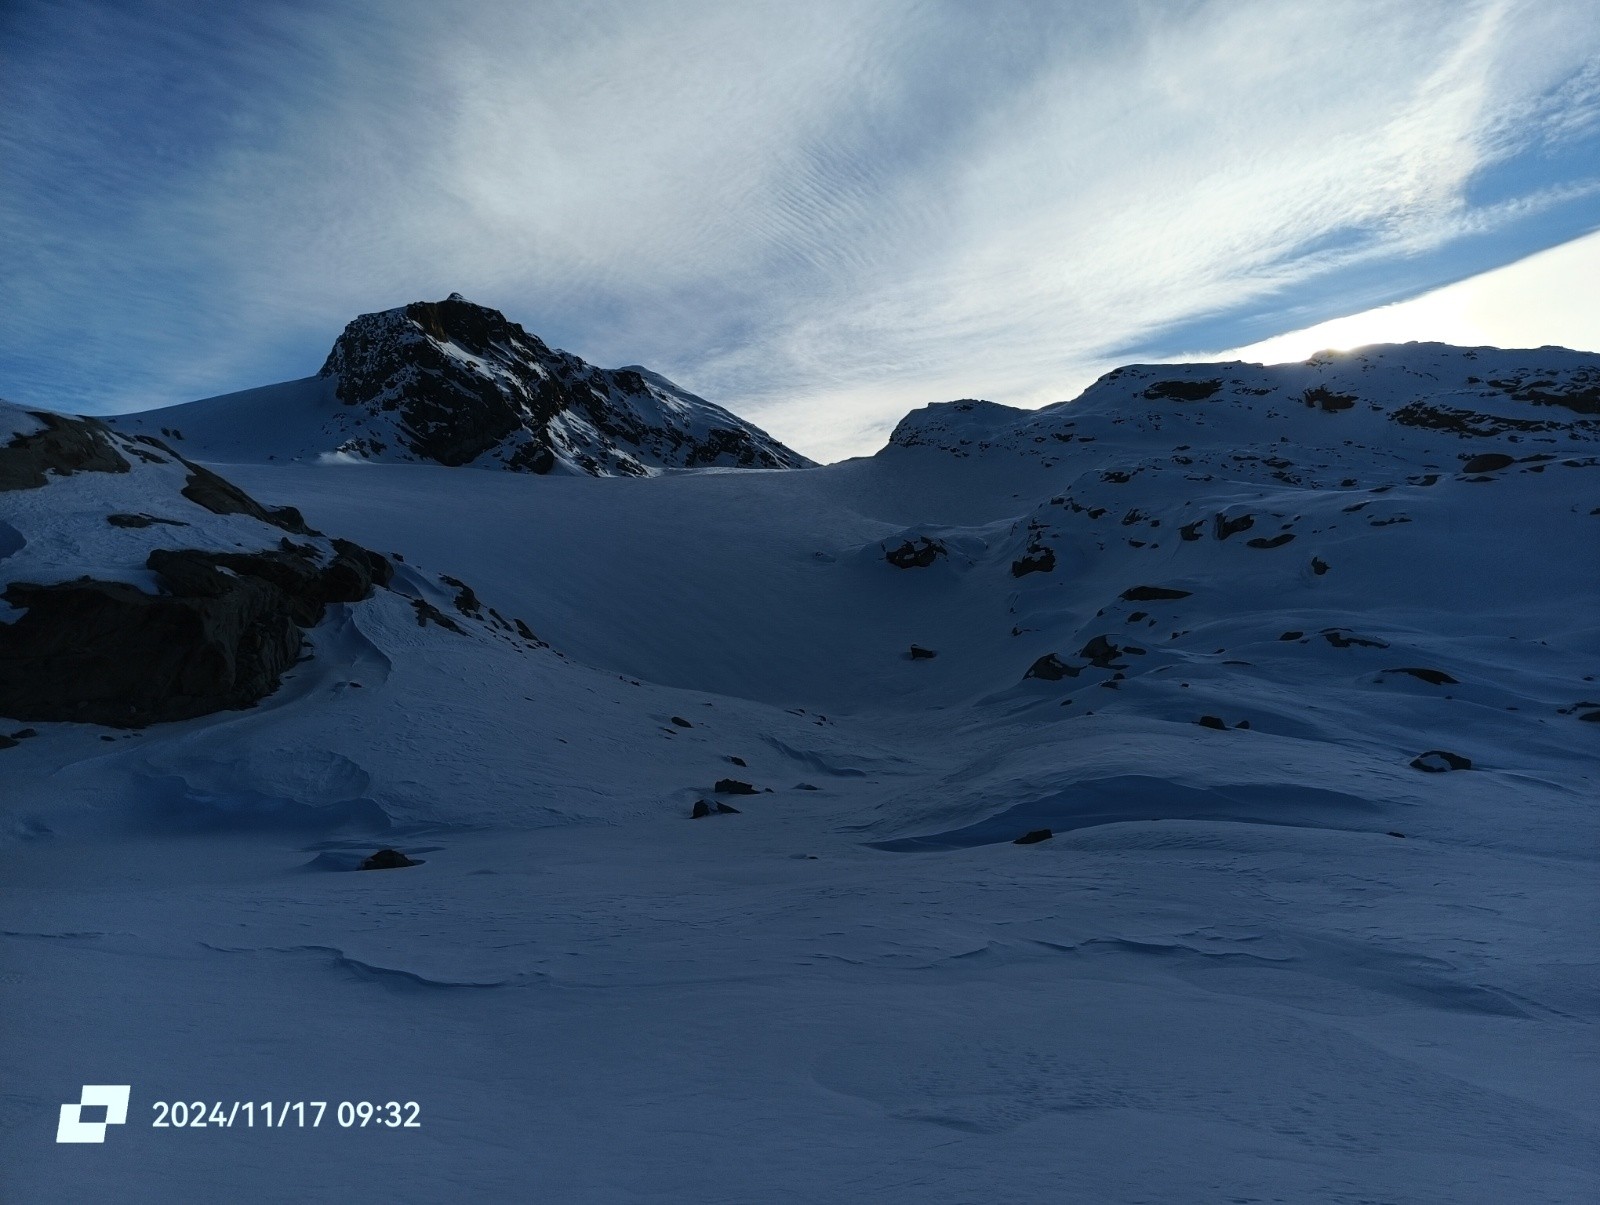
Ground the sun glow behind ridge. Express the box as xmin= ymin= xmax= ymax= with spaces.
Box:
xmin=1214 ymin=228 xmax=1600 ymax=365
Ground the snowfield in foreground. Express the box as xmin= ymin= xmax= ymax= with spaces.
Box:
xmin=2 ymin=342 xmax=1598 ymax=1203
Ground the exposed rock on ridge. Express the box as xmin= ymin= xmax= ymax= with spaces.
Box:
xmin=317 ymin=294 xmax=811 ymax=476
xmin=0 ymin=406 xmax=394 ymax=727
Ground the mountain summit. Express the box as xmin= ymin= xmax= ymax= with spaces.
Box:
xmin=112 ymin=295 xmax=811 ymax=475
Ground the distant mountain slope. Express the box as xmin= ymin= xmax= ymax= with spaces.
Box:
xmin=110 ymin=294 xmax=811 ymax=475
xmin=888 ymin=342 xmax=1600 ymax=458
xmin=197 ymin=342 xmax=1597 ymax=720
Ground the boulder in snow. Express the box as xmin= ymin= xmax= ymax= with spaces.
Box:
xmin=1410 ymin=750 xmax=1472 ymax=772
xmin=884 ymin=537 xmax=946 ymax=568
xmin=360 ymin=849 xmax=418 ymax=870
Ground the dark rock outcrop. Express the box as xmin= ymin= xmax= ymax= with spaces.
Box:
xmin=1483 ymin=369 xmax=1600 ymax=414
xmin=360 ymin=849 xmax=418 ymax=870
xmin=1214 ymin=513 xmax=1255 ymax=540
xmin=0 ymin=575 xmax=300 ymax=727
xmin=1302 ymin=386 xmax=1357 ymax=412
xmin=1120 ymin=585 xmax=1192 ymax=602
xmin=410 ymin=597 xmax=464 ymax=633
xmin=1460 ymin=452 xmax=1515 ymax=474
xmin=0 ymin=537 xmax=391 ymax=727
xmin=714 ymin=778 xmax=757 ymax=795
xmin=0 ymin=411 xmax=130 ymax=491
xmin=1079 ymin=635 xmax=1124 ymax=668
xmin=438 ymin=574 xmax=482 ymax=617
xmin=1410 ymin=750 xmax=1472 ymax=772
xmin=1385 ymin=667 xmax=1459 ymax=686
xmin=1013 ymin=829 xmax=1053 ymax=845
xmin=107 ymin=513 xmax=188 ymax=529
xmin=149 ymin=539 xmax=391 ymax=623
xmin=1391 ymin=400 xmax=1574 ymax=438
xmin=1143 ymin=379 xmax=1221 ymax=401
xmin=1323 ymin=629 xmax=1388 ymax=649
xmin=1011 ymin=546 xmax=1056 ymax=577
xmin=180 ymin=461 xmax=312 ymax=534
xmin=1024 ymin=653 xmax=1078 ymax=681
xmin=885 ymin=537 xmax=946 ymax=568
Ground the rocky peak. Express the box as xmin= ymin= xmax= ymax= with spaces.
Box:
xmin=319 ymin=295 xmax=555 ymax=382
xmin=314 ymin=295 xmax=810 ymax=476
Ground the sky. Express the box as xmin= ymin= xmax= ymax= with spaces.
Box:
xmin=2 ymin=0 xmax=1597 ymax=463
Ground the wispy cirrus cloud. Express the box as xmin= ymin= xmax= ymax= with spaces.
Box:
xmin=2 ymin=0 xmax=1597 ymax=459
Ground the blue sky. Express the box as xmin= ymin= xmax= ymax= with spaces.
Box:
xmin=2 ymin=0 xmax=1597 ymax=460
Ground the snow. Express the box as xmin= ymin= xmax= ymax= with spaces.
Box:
xmin=105 ymin=374 xmax=348 ymax=464
xmin=0 ymin=404 xmax=338 ymax=594
xmin=1 ymin=405 xmax=45 ymax=444
xmin=3 ymin=345 xmax=1598 ymax=1202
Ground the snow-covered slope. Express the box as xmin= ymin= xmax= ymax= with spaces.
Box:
xmin=4 ymin=342 xmax=1598 ymax=1204
xmin=109 ymin=294 xmax=811 ymax=475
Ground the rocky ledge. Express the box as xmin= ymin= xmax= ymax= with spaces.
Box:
xmin=1 ymin=407 xmax=393 ymax=727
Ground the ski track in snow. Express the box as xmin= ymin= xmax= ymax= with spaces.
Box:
xmin=3 ymin=343 xmax=1599 ymax=1202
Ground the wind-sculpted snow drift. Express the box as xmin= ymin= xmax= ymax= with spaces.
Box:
xmin=3 ymin=338 xmax=1598 ymax=1203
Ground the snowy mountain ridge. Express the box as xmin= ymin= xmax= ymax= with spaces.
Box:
xmin=4 ymin=338 xmax=1599 ymax=1203
xmin=890 ymin=342 xmax=1600 ymax=457
xmin=110 ymin=293 xmax=810 ymax=476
